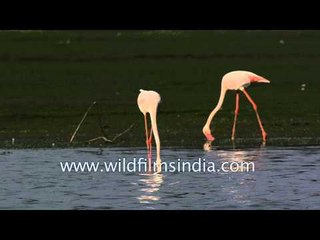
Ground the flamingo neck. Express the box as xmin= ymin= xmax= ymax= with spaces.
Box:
xmin=149 ymin=109 xmax=161 ymax=165
xmin=203 ymin=86 xmax=227 ymax=140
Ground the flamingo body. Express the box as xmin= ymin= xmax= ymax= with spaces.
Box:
xmin=203 ymin=70 xmax=270 ymax=143
xmin=137 ymin=90 xmax=161 ymax=114
xmin=137 ymin=89 xmax=162 ymax=173
xmin=222 ymin=71 xmax=270 ymax=90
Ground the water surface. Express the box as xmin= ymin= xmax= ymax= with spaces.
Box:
xmin=0 ymin=146 xmax=319 ymax=209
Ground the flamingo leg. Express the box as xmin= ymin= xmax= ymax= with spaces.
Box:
xmin=241 ymin=89 xmax=267 ymax=143
xmin=144 ymin=114 xmax=151 ymax=172
xmin=231 ymin=92 xmax=240 ymax=141
xmin=148 ymin=126 xmax=153 ymax=172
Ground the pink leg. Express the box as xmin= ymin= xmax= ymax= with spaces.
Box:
xmin=147 ymin=126 xmax=153 ymax=172
xmin=242 ymin=89 xmax=267 ymax=143
xmin=231 ymin=92 xmax=240 ymax=141
xmin=144 ymin=114 xmax=151 ymax=172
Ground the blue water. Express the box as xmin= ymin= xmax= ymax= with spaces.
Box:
xmin=0 ymin=146 xmax=319 ymax=209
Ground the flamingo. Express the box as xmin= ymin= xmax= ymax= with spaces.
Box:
xmin=202 ymin=70 xmax=270 ymax=144
xmin=137 ymin=89 xmax=162 ymax=173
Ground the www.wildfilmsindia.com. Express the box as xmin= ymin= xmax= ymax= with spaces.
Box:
xmin=59 ymin=158 xmax=255 ymax=173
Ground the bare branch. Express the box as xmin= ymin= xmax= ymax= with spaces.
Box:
xmin=87 ymin=123 xmax=135 ymax=144
xmin=111 ymin=123 xmax=135 ymax=142
xmin=69 ymin=101 xmax=97 ymax=143
xmin=88 ymin=136 xmax=113 ymax=143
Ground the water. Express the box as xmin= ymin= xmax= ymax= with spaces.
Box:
xmin=0 ymin=146 xmax=319 ymax=209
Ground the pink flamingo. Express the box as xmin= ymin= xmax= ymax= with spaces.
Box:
xmin=137 ymin=89 xmax=162 ymax=173
xmin=202 ymin=70 xmax=270 ymax=144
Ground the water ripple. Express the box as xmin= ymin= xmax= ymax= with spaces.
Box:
xmin=0 ymin=146 xmax=319 ymax=209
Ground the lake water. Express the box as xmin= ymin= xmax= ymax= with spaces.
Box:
xmin=0 ymin=146 xmax=319 ymax=209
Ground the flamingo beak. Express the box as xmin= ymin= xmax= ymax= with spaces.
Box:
xmin=203 ymin=141 xmax=213 ymax=151
xmin=259 ymin=79 xmax=270 ymax=83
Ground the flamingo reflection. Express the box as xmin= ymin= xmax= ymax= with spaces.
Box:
xmin=136 ymin=173 xmax=163 ymax=204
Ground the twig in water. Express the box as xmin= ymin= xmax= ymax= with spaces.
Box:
xmin=69 ymin=101 xmax=97 ymax=143
xmin=88 ymin=136 xmax=113 ymax=143
xmin=87 ymin=123 xmax=135 ymax=143
xmin=111 ymin=123 xmax=135 ymax=142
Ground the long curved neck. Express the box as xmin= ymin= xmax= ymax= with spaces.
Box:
xmin=203 ymin=86 xmax=227 ymax=131
xmin=149 ymin=108 xmax=161 ymax=162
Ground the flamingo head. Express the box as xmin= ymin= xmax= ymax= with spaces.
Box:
xmin=203 ymin=127 xmax=215 ymax=141
xmin=205 ymin=133 xmax=215 ymax=141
